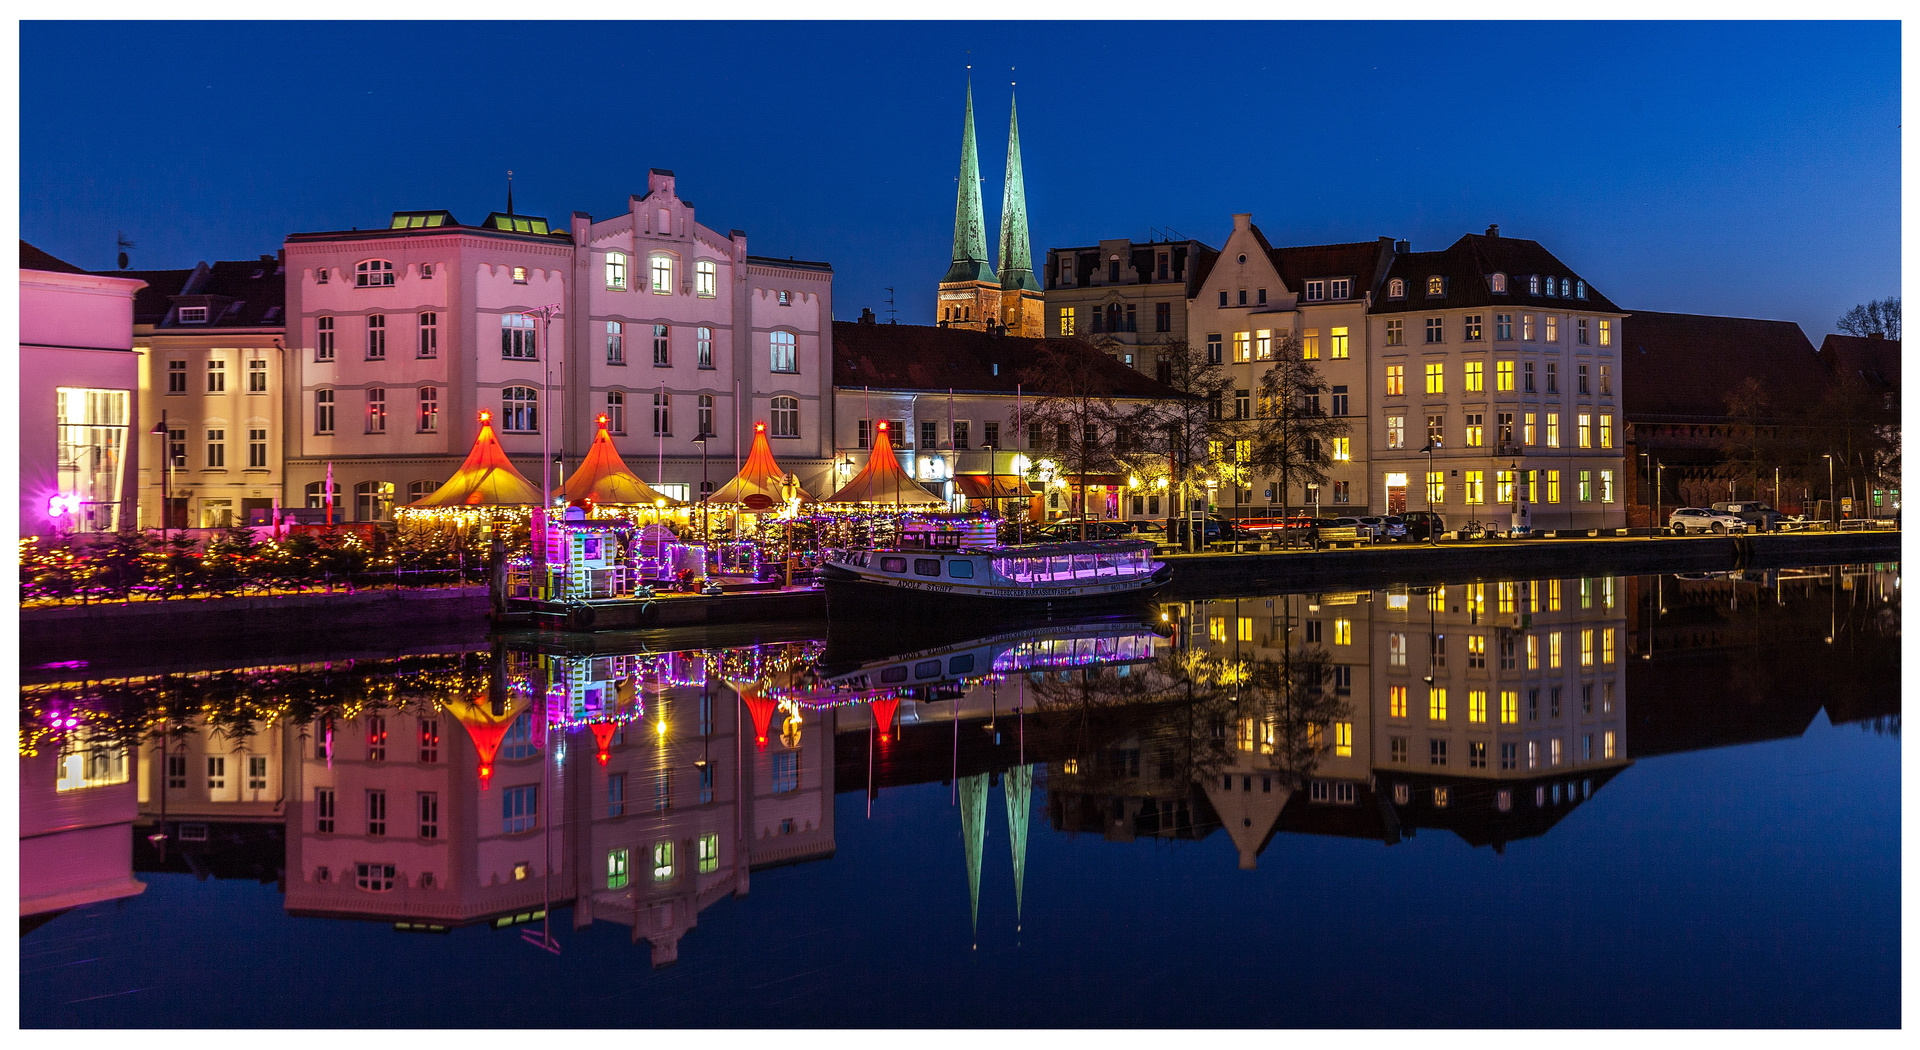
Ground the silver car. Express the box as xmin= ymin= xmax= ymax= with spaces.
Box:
xmin=1668 ymin=507 xmax=1750 ymax=534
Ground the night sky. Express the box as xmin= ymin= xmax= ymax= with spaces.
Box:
xmin=21 ymin=20 xmax=1900 ymax=341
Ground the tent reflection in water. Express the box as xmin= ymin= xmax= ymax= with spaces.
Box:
xmin=824 ymin=421 xmax=946 ymax=508
xmin=442 ymin=691 xmax=530 ymax=789
xmin=561 ymin=414 xmax=686 ymax=524
xmin=395 ymin=410 xmax=543 ymax=545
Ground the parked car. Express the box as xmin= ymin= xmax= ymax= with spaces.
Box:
xmin=1711 ymin=501 xmax=1783 ymax=531
xmin=1166 ymin=515 xmax=1246 ymax=546
xmin=1397 ymin=511 xmax=1446 ymax=541
xmin=1668 ymin=507 xmax=1751 ymax=534
xmin=1326 ymin=516 xmax=1384 ymax=542
xmin=1358 ymin=516 xmax=1406 ymax=540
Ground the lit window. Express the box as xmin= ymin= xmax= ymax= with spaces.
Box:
xmin=1599 ymin=414 xmax=1613 ymax=448
xmin=607 ymin=849 xmax=630 ymax=889
xmin=1428 ymin=686 xmax=1448 ymax=721
xmin=1490 ymin=272 xmax=1507 ymax=293
xmin=355 ymin=260 xmax=395 ymax=288
xmin=1603 ymin=628 xmax=1616 ymax=663
xmin=1598 ymin=319 xmax=1612 ymax=346
xmin=54 ymin=730 xmax=129 ymax=792
xmin=1579 ymin=469 xmax=1593 ymax=502
xmin=1546 ymin=413 xmax=1560 ymax=448
xmin=1386 ymin=415 xmax=1405 ymax=449
xmin=653 ymin=840 xmax=675 ymax=880
xmin=1426 ymin=275 xmax=1444 ymax=296
xmin=1332 ymin=437 xmax=1351 ymax=461
xmin=1496 ymin=360 xmax=1514 ymax=392
xmin=1059 ymin=307 xmax=1076 ymax=336
xmin=1426 ymin=471 xmax=1445 ymax=505
xmin=696 ymin=260 xmax=718 ymax=298
xmin=770 ymin=331 xmax=798 ymax=373
xmin=698 ymin=833 xmax=720 ymax=874
xmin=1234 ymin=332 xmax=1251 ymax=362
xmin=1500 ymin=690 xmax=1519 ymax=725
xmin=1257 ymin=329 xmax=1274 ymax=359
xmin=1604 ymin=731 xmax=1616 ymax=759
xmin=606 ymin=252 xmax=627 ymax=290
xmin=771 ymin=396 xmax=799 ymax=438
xmin=1464 ymin=315 xmax=1483 ymax=341
xmin=1545 ymin=315 xmax=1558 ymax=342
xmin=1469 ymin=690 xmax=1487 ymax=724
xmin=1388 ymin=278 xmax=1405 ymax=298
xmin=1237 ymin=616 xmax=1254 ymax=642
xmin=1334 ymin=722 xmax=1352 ymax=757
xmin=1328 ymin=326 xmax=1349 ymax=359
xmin=511 ymin=266 xmax=528 ymax=284
xmin=651 ymin=255 xmax=673 ymax=293
xmin=1386 ymin=364 xmax=1405 ymax=397
xmin=1549 ymin=631 xmax=1563 ymax=668
xmin=1333 ymin=618 xmax=1352 ymax=645
xmin=697 ymin=327 xmax=714 ymax=369
xmin=1529 ymin=275 xmax=1541 ymax=295
xmin=1465 ymin=360 xmax=1483 ymax=392
xmin=1523 ymin=315 xmax=1536 ymax=341
xmin=1424 ymin=362 xmax=1444 ymax=395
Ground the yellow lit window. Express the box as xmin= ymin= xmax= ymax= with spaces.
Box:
xmin=1549 ymin=632 xmax=1563 ymax=669
xmin=1238 ymin=718 xmax=1256 ymax=752
xmin=1257 ymin=329 xmax=1274 ymax=359
xmin=1386 ymin=364 xmax=1405 ymax=397
xmin=1500 ymin=690 xmax=1518 ymax=724
xmin=1334 ymin=721 xmax=1352 ymax=757
xmin=1549 ymin=579 xmax=1562 ymax=610
xmin=1235 ymin=438 xmax=1252 ymax=462
xmin=1237 ymin=616 xmax=1254 ymax=642
xmin=1523 ymin=411 xmax=1537 ymax=445
xmin=1059 ymin=307 xmax=1076 ymax=335
xmin=1581 ymin=628 xmax=1595 ymax=666
xmin=1234 ymin=332 xmax=1251 ymax=361
xmin=1496 ymin=470 xmax=1514 ymax=504
xmin=1425 ymin=362 xmax=1444 ymax=394
xmin=1578 ymin=413 xmax=1593 ymax=449
xmin=1330 ymin=327 xmax=1350 ymax=359
xmin=1496 ymin=360 xmax=1515 ymax=391
xmin=55 ymin=732 xmax=128 ymax=792
xmin=1497 ymin=582 xmax=1516 ymax=613
xmin=1467 ymin=633 xmax=1486 ymax=667
xmin=1426 ymin=472 xmax=1445 ymax=506
xmin=1306 ymin=723 xmax=1324 ymax=752
xmin=1209 ymin=616 xmax=1227 ymax=642
xmin=1603 ymin=627 xmax=1616 ymax=663
xmin=1551 ymin=738 xmax=1563 ymax=766
xmin=1334 ymin=618 xmax=1352 ymax=645
xmin=1332 ymin=437 xmax=1350 ymax=461
xmin=1603 ymin=577 xmax=1616 ymax=608
xmin=1546 ymin=413 xmax=1561 ymax=448
xmin=1464 ymin=470 xmax=1484 ymax=504
xmin=1465 ymin=360 xmax=1484 ymax=392
xmin=1526 ymin=634 xmax=1539 ymax=669
xmin=1604 ymin=730 xmax=1616 ymax=759
xmin=1600 ymin=414 xmax=1613 ymax=448
xmin=1465 ymin=416 xmax=1484 ymax=447
xmin=1428 ymin=585 xmax=1445 ymax=613
xmin=1469 ymin=690 xmax=1488 ymax=723
xmin=1599 ymin=319 xmax=1612 ymax=346
xmin=1428 ymin=686 xmax=1448 ymax=721
xmin=1389 ymin=685 xmax=1408 ymax=718
xmin=1300 ymin=329 xmax=1318 ymax=360
xmin=1468 ymin=584 xmax=1486 ymax=616
xmin=1546 ymin=470 xmax=1561 ymax=504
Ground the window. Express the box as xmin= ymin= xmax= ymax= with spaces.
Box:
xmin=1206 ymin=333 xmax=1222 ymax=363
xmin=770 ymin=331 xmax=797 ymax=373
xmin=1234 ymin=332 xmax=1251 ymax=362
xmin=314 ymin=266 xmax=331 ymax=285
xmin=239 ymin=427 xmax=267 ymax=469
xmin=654 ymin=769 xmax=672 ymax=812
xmin=357 ymin=388 xmax=385 ymax=434
xmin=166 ymin=359 xmax=188 ymax=393
xmin=501 ymin=387 xmax=538 ymax=432
xmin=502 ymin=785 xmax=538 ymax=833
xmin=315 ymin=389 xmax=335 ymax=434
xmin=1385 ymin=415 xmax=1405 ymax=450
xmin=1579 ymin=469 xmax=1593 ymax=502
xmin=315 ymin=787 xmax=335 ymax=832
xmin=1429 ymin=686 xmax=1448 ymax=721
xmin=698 ymin=394 xmax=714 ymax=438
xmin=354 ymin=481 xmax=393 ymax=522
xmin=1426 ymin=470 xmax=1445 ymax=505
xmin=1386 ymin=364 xmax=1405 ymax=397
xmin=607 ymin=774 xmax=625 ymax=817
xmin=696 ymin=260 xmax=718 ymax=297
xmin=699 ymin=761 xmax=715 ymax=804
xmin=1219 ymin=291 xmax=1228 ymax=307
xmin=1304 ymin=280 xmax=1324 ymax=301
xmin=1547 ymin=362 xmax=1559 ymax=393
xmin=1600 ymin=469 xmax=1614 ymax=503
xmin=1464 ymin=315 xmax=1483 ymax=342
xmin=1334 ymin=721 xmax=1353 ymax=757
xmin=983 ymin=421 xmax=1000 ymax=448
xmin=417 ymin=792 xmax=439 ymax=839
xmin=1576 ymin=413 xmax=1592 ymax=449
xmin=696 ymin=327 xmax=714 ymax=369
xmin=1332 ymin=385 xmax=1349 ymax=416
xmin=355 ymin=863 xmax=395 ymax=892
xmin=411 ymin=386 xmax=438 ymax=433
xmin=1388 ymin=278 xmax=1406 ymax=298
xmin=1332 ymin=437 xmax=1351 ymax=461
xmin=501 ymin=314 xmax=537 ymax=359
xmin=1258 ymin=329 xmax=1275 ymax=360
xmin=771 ymin=396 xmax=799 ymax=438
xmin=1238 ymin=289 xmax=1247 ymax=306
xmin=1465 ymin=361 xmax=1484 ymax=393
xmin=1578 ymin=364 xmax=1590 ymax=395
xmin=1424 ymin=362 xmax=1444 ymax=395
xmin=316 ymin=317 xmax=336 ymax=361
xmin=606 ymin=251 xmax=628 ymax=290
xmin=697 ymin=833 xmax=721 ymax=874
xmin=1523 ymin=315 xmax=1536 ymax=341
xmin=406 ymin=311 xmax=436 ymax=360
xmin=1545 ymin=469 xmax=1561 ymax=503
xmin=1545 ymin=316 xmax=1558 ymax=343
xmin=650 ymin=255 xmax=673 ymax=293
xmin=606 ymin=321 xmax=625 ymax=364
xmin=1468 ymin=688 xmax=1488 ymax=723
xmin=1429 ymin=739 xmax=1447 ymax=766
xmin=1491 ymin=359 xmax=1514 ymax=393
xmin=653 ymin=840 xmax=675 ymax=880
xmin=652 ymin=324 xmax=670 ymax=366
xmin=1604 ymin=731 xmax=1616 ymax=759
xmin=1425 ymin=317 xmax=1444 ymax=343
xmin=1155 ymin=302 xmax=1171 ymax=333
xmin=1464 ymin=469 xmax=1484 ymax=504
xmin=1546 ymin=412 xmax=1560 ymax=448
xmin=366 ymin=315 xmax=386 ymax=359
xmin=1551 ymin=738 xmax=1564 ymax=766
xmin=355 ymin=259 xmax=395 ymax=288
xmin=1577 ymin=317 xmax=1590 ymax=346
xmin=206 ymin=358 xmax=227 ymax=393
xmin=652 ymin=391 xmax=671 ymax=437
xmin=1464 ymin=413 xmax=1484 ymax=447
xmin=366 ymin=788 xmax=386 ymax=835
xmin=1390 ymin=737 xmax=1408 ymax=763
xmin=771 ymin=751 xmax=800 ymax=793
xmin=1327 ymin=326 xmax=1350 ymax=359
xmin=607 ymin=849 xmax=630 ymax=889
xmin=1598 ymin=319 xmax=1612 ymax=346
xmin=1385 ymin=318 xmax=1404 ymax=346
xmin=1426 ymin=275 xmax=1444 ymax=296
xmin=201 ymin=428 xmax=225 ymax=468
xmin=595 ymin=390 xmax=623 ymax=435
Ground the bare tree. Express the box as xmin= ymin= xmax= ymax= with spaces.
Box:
xmin=1246 ymin=343 xmax=1352 ymax=520
xmin=1836 ymin=297 xmax=1901 ymax=340
xmin=1018 ymin=339 xmax=1149 ymax=540
xmin=1103 ymin=339 xmax=1237 ymax=533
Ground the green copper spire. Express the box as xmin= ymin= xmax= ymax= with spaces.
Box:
xmin=944 ymin=82 xmax=995 ymax=285
xmin=960 ymin=772 xmax=989 ymax=942
xmin=1004 ymin=763 xmax=1033 ymax=930
xmin=997 ymin=92 xmax=1040 ymax=294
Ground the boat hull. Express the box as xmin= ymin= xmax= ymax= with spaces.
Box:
xmin=819 ymin=563 xmax=1170 ymax=624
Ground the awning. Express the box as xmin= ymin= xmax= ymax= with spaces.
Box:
xmin=954 ymin=474 xmax=1036 ymax=500
xmin=1061 ymin=474 xmax=1125 ymax=488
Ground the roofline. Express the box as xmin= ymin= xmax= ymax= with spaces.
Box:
xmin=746 ymin=255 xmax=833 ymax=272
xmin=284 ymin=225 xmax=571 ymax=246
xmin=831 ymin=382 xmax=1176 ymax=400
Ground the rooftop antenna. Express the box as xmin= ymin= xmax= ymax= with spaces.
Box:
xmin=116 ymin=232 xmax=135 ymax=270
xmin=884 ymin=286 xmax=898 ymax=324
xmin=506 ymin=170 xmax=514 ymax=217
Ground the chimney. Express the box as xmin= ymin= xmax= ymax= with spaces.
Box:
xmin=1486 ymin=224 xmax=1500 ymax=238
xmin=1232 ymin=213 xmax=1252 ymax=233
xmin=1395 ymin=240 xmax=1411 ymax=254
xmin=859 ymin=307 xmax=876 ymax=324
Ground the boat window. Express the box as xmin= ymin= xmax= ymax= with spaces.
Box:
xmin=1050 ymin=556 xmax=1070 ymax=577
xmin=948 ymin=560 xmax=974 ymax=579
xmin=881 ymin=556 xmax=907 ymax=573
xmin=880 ymin=666 xmax=908 ymax=684
xmin=914 ymin=558 xmax=941 ymax=577
xmin=913 ymin=659 xmax=943 ymax=679
xmin=948 ymin=654 xmax=975 ymax=674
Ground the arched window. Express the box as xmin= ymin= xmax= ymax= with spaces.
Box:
xmin=650 ymin=254 xmax=673 ymax=294
xmin=1529 ymin=274 xmax=1541 ymax=295
xmin=697 ymin=393 xmax=715 ymax=437
xmin=697 ymin=326 xmax=713 ymax=369
xmin=695 ymin=260 xmax=718 ymax=297
xmin=770 ymin=396 xmax=799 ymax=438
xmin=770 ymin=331 xmax=797 ymax=373
xmin=606 ymin=321 xmax=625 ymax=365
xmin=1490 ymin=272 xmax=1507 ymax=293
xmin=1426 ymin=275 xmax=1444 ymax=296
xmin=305 ymin=479 xmax=339 ymax=509
xmin=355 ymin=260 xmax=395 ymax=288
xmin=1561 ymin=278 xmax=1572 ymax=297
xmin=652 ymin=391 xmax=671 ymax=437
xmin=501 ymin=314 xmax=537 ymax=359
xmin=1575 ymin=279 xmax=1587 ymax=299
xmin=365 ymin=388 xmax=387 ymax=433
xmin=314 ymin=389 xmax=335 ymax=434
xmin=501 ymin=387 xmax=538 ymax=432
xmin=355 ymin=481 xmax=395 ymax=522
xmin=777 ymin=289 xmax=791 ymax=306
xmin=417 ymin=387 xmax=438 ymax=433
xmin=1387 ymin=278 xmax=1405 ymax=298
xmin=407 ymin=480 xmax=438 ymax=503
xmin=606 ymin=390 xmax=626 ymax=434
xmin=606 ymin=251 xmax=628 ymax=290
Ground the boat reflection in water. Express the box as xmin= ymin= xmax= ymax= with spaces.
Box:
xmin=18 ymin=564 xmax=1899 ymax=968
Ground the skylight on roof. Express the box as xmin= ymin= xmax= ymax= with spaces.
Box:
xmin=389 ymin=211 xmax=451 ymax=229
xmin=489 ymin=215 xmax=550 ymax=234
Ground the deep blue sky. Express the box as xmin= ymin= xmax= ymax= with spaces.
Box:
xmin=22 ymin=21 xmax=1900 ymax=340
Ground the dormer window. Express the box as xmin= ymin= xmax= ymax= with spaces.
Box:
xmin=1575 ymin=280 xmax=1587 ymax=299
xmin=1544 ymin=276 xmax=1557 ymax=297
xmin=420 ymin=263 xmax=433 ymax=279
xmin=1330 ymin=278 xmax=1352 ymax=299
xmin=178 ymin=306 xmax=208 ymax=324
xmin=606 ymin=251 xmax=628 ymax=290
xmin=1490 ymin=272 xmax=1507 ymax=294
xmin=1059 ymin=258 xmax=1073 ymax=284
xmin=511 ymin=266 xmax=528 ymax=284
xmin=1108 ymin=256 xmax=1121 ymax=283
xmin=1426 ymin=275 xmax=1445 ymax=296
xmin=1529 ymin=275 xmax=1541 ymax=295
xmin=315 ymin=268 xmax=330 ymax=285
xmin=1304 ymin=281 xmax=1325 ymax=302
xmin=355 ymin=260 xmax=395 ymax=288
xmin=1387 ymin=278 xmax=1405 ymax=299
xmin=1561 ymin=278 xmax=1572 ymax=297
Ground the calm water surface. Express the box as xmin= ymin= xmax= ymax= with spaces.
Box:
xmin=20 ymin=566 xmax=1900 ymax=1027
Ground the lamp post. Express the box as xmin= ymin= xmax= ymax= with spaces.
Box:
xmin=1420 ymin=440 xmax=1438 ymax=545
xmin=149 ymin=410 xmax=171 ymax=539
xmin=1654 ymin=461 xmax=1663 ymax=534
xmin=1822 ymin=453 xmax=1835 ymax=527
xmin=693 ymin=433 xmax=710 ymax=542
xmin=520 ymin=304 xmax=563 ymax=583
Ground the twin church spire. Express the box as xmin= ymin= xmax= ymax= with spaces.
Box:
xmin=937 ymin=78 xmax=1043 ymax=336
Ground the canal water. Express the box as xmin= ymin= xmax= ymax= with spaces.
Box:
xmin=20 ymin=565 xmax=1899 ymax=1028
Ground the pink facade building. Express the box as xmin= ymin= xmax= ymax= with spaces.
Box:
xmin=281 ymin=171 xmax=834 ymax=518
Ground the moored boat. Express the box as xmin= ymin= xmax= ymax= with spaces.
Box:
xmin=819 ymin=530 xmax=1170 ymax=620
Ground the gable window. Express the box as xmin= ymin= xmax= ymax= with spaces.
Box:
xmin=606 ymin=251 xmax=628 ymax=290
xmin=771 ymin=396 xmax=799 ymax=438
xmin=606 ymin=390 xmax=626 ymax=434
xmin=1304 ymin=280 xmax=1324 ymax=302
xmin=1330 ymin=278 xmax=1352 ymax=299
xmin=355 ymin=260 xmax=395 ymax=288
xmin=315 ymin=389 xmax=335 ymax=434
xmin=778 ymin=289 xmax=792 ymax=306
xmin=501 ymin=314 xmax=537 ymax=359
xmin=316 ymin=316 xmax=335 ymax=361
xmin=419 ymin=263 xmax=433 ymax=279
xmin=1576 ymin=280 xmax=1587 ymax=299
xmin=417 ymin=387 xmax=438 ymax=432
xmin=1385 ymin=318 xmax=1404 ymax=346
xmin=696 ymin=260 xmax=718 ymax=297
xmin=207 ymin=358 xmax=227 ymax=392
xmin=697 ymin=327 xmax=714 ymax=369
xmin=178 ymin=306 xmax=208 ymax=324
xmin=1426 ymin=275 xmax=1444 ymax=296
xmin=770 ymin=331 xmax=798 ymax=373
xmin=650 ymin=255 xmax=673 ymax=293
xmin=366 ymin=314 xmax=386 ymax=359
xmin=606 ymin=321 xmax=625 ymax=364
xmin=501 ymin=386 xmax=538 ymax=432
xmin=365 ymin=388 xmax=387 ymax=433
xmin=1424 ymin=317 xmax=1443 ymax=343
xmin=1388 ymin=278 xmax=1406 ymax=299
xmin=417 ymin=312 xmax=437 ymax=357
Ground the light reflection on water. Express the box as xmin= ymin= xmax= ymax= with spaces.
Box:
xmin=19 ymin=565 xmax=1901 ymax=1028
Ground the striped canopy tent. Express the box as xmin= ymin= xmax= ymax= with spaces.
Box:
xmin=561 ymin=415 xmax=684 ymax=507
xmin=442 ymin=692 xmax=530 ymax=789
xmin=707 ymin=422 xmax=817 ymax=506
xmin=825 ymin=421 xmax=946 ymax=506
xmin=408 ymin=411 xmax=542 ymax=507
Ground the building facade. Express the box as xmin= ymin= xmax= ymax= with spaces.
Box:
xmin=281 ymin=170 xmax=834 ymax=519
xmin=1042 ymin=235 xmax=1217 ymax=377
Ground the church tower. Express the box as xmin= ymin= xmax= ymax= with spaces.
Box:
xmin=996 ymin=91 xmax=1044 ymax=337
xmin=936 ymin=81 xmax=1001 ymax=331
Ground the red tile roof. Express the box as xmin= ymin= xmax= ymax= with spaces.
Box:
xmin=1372 ymin=233 xmax=1623 ymax=314
xmin=1817 ymin=333 xmax=1900 ymax=392
xmin=1620 ymin=311 xmax=1825 ymax=421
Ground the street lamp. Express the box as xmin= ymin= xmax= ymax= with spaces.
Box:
xmin=693 ymin=433 xmax=711 ymax=542
xmin=149 ymin=410 xmax=172 ymax=539
xmin=1420 ymin=440 xmax=1438 ymax=545
xmin=1822 ymin=453 xmax=1835 ymax=526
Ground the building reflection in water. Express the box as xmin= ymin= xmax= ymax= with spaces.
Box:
xmin=17 ymin=564 xmax=1898 ymax=956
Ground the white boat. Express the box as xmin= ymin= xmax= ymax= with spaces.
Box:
xmin=819 ymin=535 xmax=1171 ymax=618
